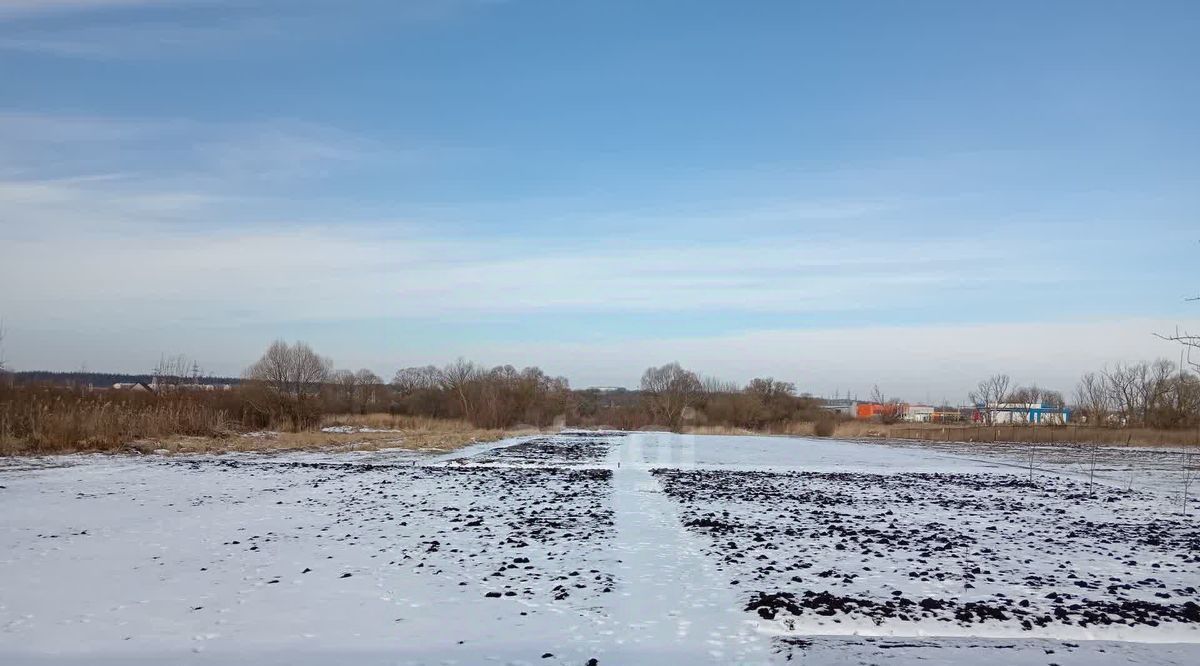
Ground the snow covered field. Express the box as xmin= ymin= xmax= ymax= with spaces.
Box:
xmin=1 ymin=432 xmax=1197 ymax=665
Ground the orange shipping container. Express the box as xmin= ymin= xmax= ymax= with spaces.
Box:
xmin=856 ymin=403 xmax=882 ymax=419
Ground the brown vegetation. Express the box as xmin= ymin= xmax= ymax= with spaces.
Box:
xmin=1072 ymin=359 xmax=1200 ymax=429
xmin=684 ymin=420 xmax=1199 ymax=448
xmin=6 ymin=337 xmax=1200 ymax=455
xmin=813 ymin=414 xmax=836 ymax=437
xmin=0 ymin=383 xmax=237 ymax=454
xmin=147 ymin=415 xmax=522 ymax=456
xmin=0 ymin=380 xmax=527 ymax=455
xmin=831 ymin=421 xmax=1200 ymax=448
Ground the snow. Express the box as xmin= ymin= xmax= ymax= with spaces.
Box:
xmin=318 ymin=426 xmax=403 ymax=434
xmin=241 ymin=430 xmax=279 ymax=439
xmin=1 ymin=432 xmax=1197 ymax=664
xmin=603 ymin=436 xmax=769 ymax=662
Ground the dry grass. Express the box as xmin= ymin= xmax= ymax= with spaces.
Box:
xmin=684 ymin=425 xmax=770 ymax=436
xmin=320 ymin=413 xmax=480 ymax=432
xmin=686 ymin=421 xmax=1200 ymax=448
xmin=123 ymin=416 xmax=543 ymax=456
xmin=870 ymin=422 xmax=1200 ymax=448
xmin=0 ymin=395 xmax=544 ymax=456
xmin=1 ymin=394 xmax=232 ymax=455
xmin=139 ymin=429 xmax=515 ymax=455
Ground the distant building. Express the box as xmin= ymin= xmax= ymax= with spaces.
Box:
xmin=820 ymin=399 xmax=858 ymax=418
xmin=112 ymin=382 xmax=154 ymax=392
xmin=974 ymin=403 xmax=1070 ymax=425
xmin=931 ymin=407 xmax=965 ymax=423
xmin=853 ymin=402 xmax=939 ymax=422
xmin=161 ymin=382 xmax=232 ymax=391
xmin=903 ymin=405 xmax=935 ymax=423
xmin=855 ymin=402 xmax=889 ymax=419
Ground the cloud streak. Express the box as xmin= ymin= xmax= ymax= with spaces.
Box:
xmin=0 ymin=0 xmax=164 ymax=13
xmin=0 ymin=183 xmax=1071 ymax=328
xmin=0 ymin=112 xmax=381 ymax=189
xmin=0 ymin=1 xmax=504 ymax=56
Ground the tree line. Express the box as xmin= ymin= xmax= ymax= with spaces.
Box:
xmin=965 ymin=358 xmax=1200 ymax=429
xmin=6 ymin=339 xmax=1200 ymax=453
xmin=1073 ymin=359 xmax=1200 ymax=429
xmin=226 ymin=340 xmax=835 ymax=434
xmin=236 ymin=342 xmax=825 ymax=433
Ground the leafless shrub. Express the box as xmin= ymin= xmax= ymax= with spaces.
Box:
xmin=813 ymin=414 xmax=836 ymax=437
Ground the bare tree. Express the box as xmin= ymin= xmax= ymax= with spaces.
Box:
xmin=354 ymin=369 xmax=383 ymax=413
xmin=969 ymin=374 xmax=1012 ymax=425
xmin=703 ymin=375 xmax=741 ymax=395
xmin=1074 ymin=372 xmax=1111 ymax=425
xmin=1157 ymin=371 xmax=1200 ymax=429
xmin=641 ymin=362 xmax=703 ymax=432
xmin=244 ymin=340 xmax=333 ymax=430
xmin=746 ymin=377 xmax=795 ymax=399
xmin=1135 ymin=359 xmax=1175 ymax=425
xmin=152 ymin=354 xmax=197 ymax=389
xmin=391 ymin=365 xmax=447 ymax=417
xmin=392 ymin=365 xmax=441 ymax=394
xmin=1156 ymin=254 xmax=1199 ymax=370
xmin=1009 ymin=384 xmax=1044 ymax=406
xmin=333 ymin=369 xmax=359 ymax=411
xmin=1100 ymin=360 xmax=1177 ymax=427
xmin=740 ymin=377 xmax=798 ymax=428
xmin=1103 ymin=363 xmax=1140 ymax=426
xmin=1160 ymin=327 xmax=1200 ymax=371
xmin=1007 ymin=384 xmax=1044 ymax=424
xmin=1041 ymin=389 xmax=1066 ymax=409
xmin=439 ymin=358 xmax=480 ymax=420
xmin=869 ymin=385 xmax=905 ymax=424
xmin=0 ymin=317 xmax=6 ymax=372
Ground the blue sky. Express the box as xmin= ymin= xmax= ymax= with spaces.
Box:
xmin=0 ymin=0 xmax=1197 ymax=398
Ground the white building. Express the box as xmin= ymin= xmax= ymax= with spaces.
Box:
xmin=903 ymin=405 xmax=935 ymax=423
xmin=977 ymin=403 xmax=1070 ymax=425
xmin=820 ymin=399 xmax=858 ymax=418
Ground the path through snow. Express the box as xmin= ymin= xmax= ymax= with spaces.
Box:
xmin=601 ymin=432 xmax=770 ymax=663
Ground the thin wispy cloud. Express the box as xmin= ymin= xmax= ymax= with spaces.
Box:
xmin=0 ymin=112 xmax=381 ymax=187
xmin=0 ymin=0 xmax=504 ymax=56
xmin=1 ymin=0 xmax=1196 ymax=392
xmin=0 ymin=17 xmax=287 ymax=58
xmin=0 ymin=174 xmax=1077 ymax=326
xmin=0 ymin=0 xmax=170 ymax=15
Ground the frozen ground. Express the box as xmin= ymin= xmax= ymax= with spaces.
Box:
xmin=1 ymin=432 xmax=1197 ymax=665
